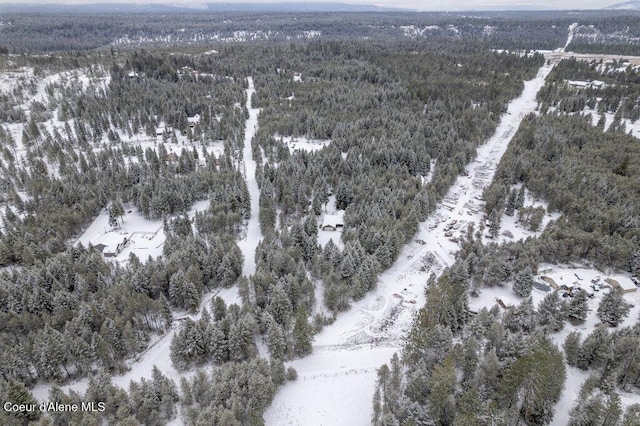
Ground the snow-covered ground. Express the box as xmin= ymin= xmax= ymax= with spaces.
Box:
xmin=420 ymin=158 xmax=437 ymax=186
xmin=493 ymin=186 xmax=561 ymax=244
xmin=120 ymin=133 xmax=225 ymax=165
xmin=545 ymin=51 xmax=640 ymax=66
xmin=264 ymin=62 xmax=555 ymax=426
xmin=553 ymin=72 xmax=640 ymax=138
xmin=317 ymin=197 xmax=344 ymax=249
xmin=265 ymin=347 xmax=397 ymax=425
xmin=399 ymin=24 xmax=440 ymax=38
xmin=543 ymin=266 xmax=640 ymax=424
xmin=0 ymin=67 xmax=101 ymax=168
xmin=582 ymin=106 xmax=640 ymax=138
xmin=563 ymin=23 xmax=579 ymax=52
xmin=237 ymin=77 xmax=263 ymax=277
xmin=276 ymin=135 xmax=332 ymax=154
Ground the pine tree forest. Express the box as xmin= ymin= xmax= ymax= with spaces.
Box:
xmin=0 ymin=9 xmax=639 ymax=426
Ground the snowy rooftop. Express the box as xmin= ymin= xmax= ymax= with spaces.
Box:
xmin=322 ymin=214 xmax=344 ymax=229
xmin=93 ymin=232 xmax=128 ymax=248
xmin=606 ymin=276 xmax=637 ymax=292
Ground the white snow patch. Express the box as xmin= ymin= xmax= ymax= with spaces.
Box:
xmin=276 ymin=135 xmax=332 ymax=153
xmin=420 ymin=159 xmax=437 ymax=185
xmin=552 ymin=366 xmax=590 ymax=425
xmin=564 ymin=23 xmax=579 ymax=52
xmin=494 ymin=186 xmax=561 ymax=244
xmin=399 ymin=25 xmax=440 ymax=38
xmin=264 ymin=347 xmax=397 ymax=426
xmin=582 ymin=106 xmax=640 ymax=137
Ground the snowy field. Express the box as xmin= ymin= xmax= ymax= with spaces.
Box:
xmin=554 ymin=71 xmax=640 ymax=139
xmin=264 ymin=61 xmax=555 ymax=426
xmin=20 ymin=25 xmax=640 ymax=423
xmin=276 ymin=134 xmax=332 ymax=154
xmin=120 ymin=133 xmax=226 ymax=166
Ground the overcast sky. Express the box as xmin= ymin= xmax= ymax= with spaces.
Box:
xmin=0 ymin=0 xmax=616 ymax=10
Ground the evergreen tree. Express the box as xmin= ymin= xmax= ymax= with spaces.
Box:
xmin=537 ymin=291 xmax=565 ymax=332
xmin=211 ymin=296 xmax=227 ymax=321
xmin=427 ymin=357 xmax=456 ymax=425
xmin=292 ymin=307 xmax=313 ymax=357
xmin=566 ymin=290 xmax=588 ymax=325
xmin=461 ymin=337 xmax=480 ymax=384
xmin=499 ymin=337 xmax=566 ymax=425
xmin=108 ymin=200 xmax=125 ymax=228
xmin=208 ymin=324 xmax=228 ymax=364
xmin=576 ymin=327 xmax=611 ymax=371
xmin=1 ymin=379 xmax=41 ymax=424
xmin=569 ymin=390 xmax=622 ymax=426
xmin=505 ymin=297 xmax=536 ymax=334
xmin=568 ymin=390 xmax=606 ymax=426
xmin=513 ymin=267 xmax=534 ymax=298
xmin=563 ymin=331 xmax=582 ymax=367
xmin=505 ymin=189 xmax=517 ymax=216
xmin=487 ymin=210 xmax=501 ymax=239
xmin=474 ymin=348 xmax=501 ymax=401
xmin=269 ymin=282 xmax=293 ymax=326
xmin=267 ymin=321 xmax=286 ymax=360
xmin=516 ymin=185 xmax=525 ymax=210
xmin=454 ymin=388 xmax=485 ymax=426
xmin=339 ymin=252 xmax=357 ymax=279
xmin=631 ymin=249 xmax=640 ymax=277
xmin=597 ymin=289 xmax=630 ymax=327
xmin=622 ymin=404 xmax=640 ymax=426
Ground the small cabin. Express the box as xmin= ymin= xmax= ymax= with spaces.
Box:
xmin=605 ymin=277 xmax=637 ymax=294
xmin=533 ymin=280 xmax=551 ymax=292
xmin=496 ymin=297 xmax=514 ymax=309
xmin=164 ymin=152 xmax=179 ymax=163
xmin=540 ymin=275 xmax=559 ymax=290
xmin=92 ymin=236 xmax=128 ymax=258
xmin=321 ymin=214 xmax=344 ymax=231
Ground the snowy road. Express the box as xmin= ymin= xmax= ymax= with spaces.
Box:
xmin=264 ymin=63 xmax=554 ymax=426
xmin=237 ymin=76 xmax=263 ymax=277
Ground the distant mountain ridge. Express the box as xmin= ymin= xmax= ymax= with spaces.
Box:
xmin=0 ymin=2 xmax=410 ymax=14
xmin=605 ymin=1 xmax=640 ymax=10
xmin=205 ymin=2 xmax=408 ymax=12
